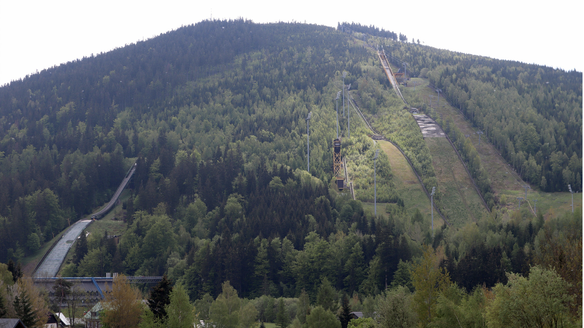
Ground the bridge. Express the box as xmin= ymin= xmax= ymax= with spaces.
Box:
xmin=33 ymin=276 xmax=162 ymax=303
xmin=34 ymin=163 xmax=137 ymax=278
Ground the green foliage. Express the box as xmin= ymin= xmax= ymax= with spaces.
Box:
xmin=13 ymin=290 xmax=38 ymax=328
xmin=139 ymin=308 xmax=164 ymax=328
xmin=0 ymin=290 xmax=5 ymax=318
xmin=347 ymin=317 xmax=375 ymax=328
xmin=316 ymin=278 xmax=337 ymax=313
xmin=209 ymin=281 xmax=257 ymax=328
xmin=339 ymin=294 xmax=352 ymax=328
xmin=74 ymin=230 xmax=88 ymax=264
xmin=148 ymin=275 xmax=173 ymax=321
xmin=0 ymin=21 xmax=580 ymax=326
xmin=411 ymin=245 xmax=451 ymax=327
xmin=431 ymin=284 xmax=486 ymax=328
xmin=441 ymin=117 xmax=494 ymax=205
xmin=0 ymin=263 xmax=13 ymax=287
xmin=304 ymin=306 xmax=341 ymax=328
xmin=390 ymin=260 xmax=413 ymax=292
xmin=376 ymin=286 xmax=416 ymax=328
xmin=165 ymin=284 xmax=195 ymax=328
xmin=275 ymin=298 xmax=290 ymax=328
xmin=486 ymin=266 xmax=574 ymax=328
xmin=296 ymin=289 xmax=310 ymax=324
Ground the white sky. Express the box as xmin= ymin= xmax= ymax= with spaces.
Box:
xmin=1 ymin=0 xmax=582 ymax=87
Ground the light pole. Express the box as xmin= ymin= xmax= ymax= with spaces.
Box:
xmin=335 ymin=91 xmax=341 ymax=138
xmin=436 ymin=89 xmax=442 ymax=108
xmin=374 ymin=149 xmax=380 ymax=216
xmin=476 ymin=130 xmax=484 ymax=146
xmin=306 ymin=112 xmax=312 ymax=173
xmin=517 ymin=197 xmax=523 ymax=209
xmin=534 ymin=199 xmax=537 ymax=215
xmin=523 ymin=184 xmax=530 ymax=200
xmin=342 ymin=71 xmax=347 ymax=117
xmin=568 ymin=184 xmax=573 ymax=213
xmin=403 ymin=62 xmax=408 ymax=81
xmin=431 ymin=187 xmax=436 ymax=237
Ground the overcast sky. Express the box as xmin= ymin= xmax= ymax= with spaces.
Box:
xmin=1 ymin=0 xmax=582 ymax=86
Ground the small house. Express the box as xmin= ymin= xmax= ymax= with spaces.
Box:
xmin=84 ymin=302 xmax=103 ymax=328
xmin=0 ymin=318 xmax=27 ymax=328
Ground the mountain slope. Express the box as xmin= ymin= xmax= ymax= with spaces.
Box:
xmin=0 ymin=21 xmax=579 ymax=306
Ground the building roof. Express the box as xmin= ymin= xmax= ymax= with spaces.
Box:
xmin=55 ymin=313 xmax=70 ymax=326
xmin=0 ymin=318 xmax=27 ymax=328
xmin=84 ymin=302 xmax=104 ymax=320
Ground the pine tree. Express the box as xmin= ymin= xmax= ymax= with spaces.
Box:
xmin=52 ymin=278 xmax=72 ymax=310
xmin=148 ymin=275 xmax=173 ymax=321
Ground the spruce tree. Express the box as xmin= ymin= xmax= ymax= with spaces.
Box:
xmin=74 ymin=230 xmax=88 ymax=264
xmin=339 ymin=294 xmax=352 ymax=328
xmin=14 ymin=291 xmax=38 ymax=328
xmin=275 ymin=298 xmax=290 ymax=328
xmin=148 ymin=275 xmax=173 ymax=320
xmin=0 ymin=292 xmax=7 ymax=318
xmin=7 ymin=260 xmax=22 ymax=283
xmin=316 ymin=278 xmax=337 ymax=312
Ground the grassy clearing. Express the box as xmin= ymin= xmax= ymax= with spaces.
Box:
xmin=418 ymin=83 xmax=525 ymax=194
xmin=413 ymin=80 xmax=579 ymax=220
xmin=498 ymin=189 xmax=582 ymax=221
xmin=426 ymin=138 xmax=488 ymax=227
xmin=362 ymin=201 xmax=389 ymax=219
xmin=378 ymin=140 xmax=431 ymax=216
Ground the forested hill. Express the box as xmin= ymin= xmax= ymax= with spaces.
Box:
xmin=0 ymin=20 xmax=581 ymax=314
xmin=0 ymin=19 xmax=373 ymax=263
xmin=381 ymin=38 xmax=582 ymax=192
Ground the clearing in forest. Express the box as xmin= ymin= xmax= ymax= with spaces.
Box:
xmin=377 ymin=140 xmax=441 ymax=225
xmin=425 ymin=137 xmax=488 ymax=227
xmin=415 ymin=80 xmax=580 ymax=219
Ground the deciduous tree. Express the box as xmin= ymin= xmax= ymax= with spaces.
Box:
xmin=305 ymin=306 xmax=341 ymax=328
xmin=102 ymin=274 xmax=143 ymax=328
xmin=411 ymin=245 xmax=450 ymax=327
xmin=376 ymin=286 xmax=416 ymax=328
xmin=166 ymin=284 xmax=195 ymax=328
xmin=486 ymin=266 xmax=574 ymax=328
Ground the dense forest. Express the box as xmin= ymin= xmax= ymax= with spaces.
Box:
xmin=0 ymin=19 xmax=581 ymax=327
